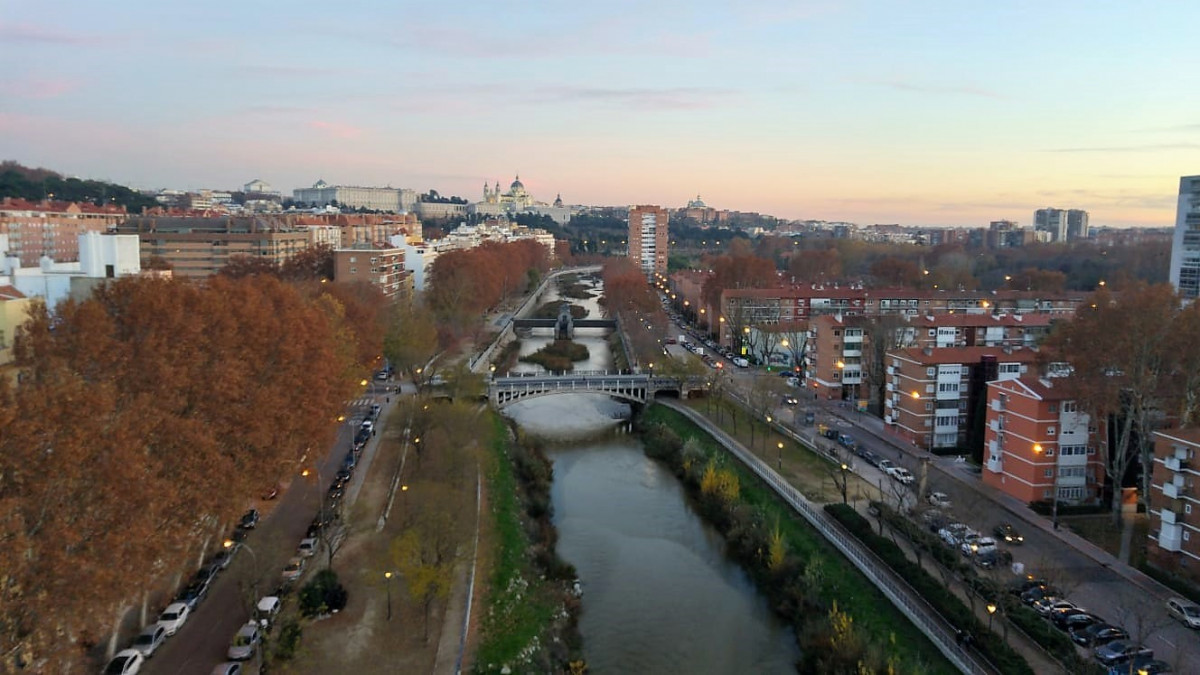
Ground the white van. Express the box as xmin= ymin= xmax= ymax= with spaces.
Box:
xmin=732 ymin=357 xmax=750 ymax=368
xmin=255 ymin=596 xmax=281 ymax=628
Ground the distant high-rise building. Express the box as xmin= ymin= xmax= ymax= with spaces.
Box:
xmin=1169 ymin=175 xmax=1200 ymax=300
xmin=1034 ymin=208 xmax=1068 ymax=242
xmin=1066 ymin=209 xmax=1089 ymax=240
xmin=628 ymin=205 xmax=669 ymax=276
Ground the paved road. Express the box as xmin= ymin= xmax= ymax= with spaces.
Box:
xmin=666 ymin=313 xmax=1200 ymax=669
xmin=144 ymin=388 xmax=393 ymax=674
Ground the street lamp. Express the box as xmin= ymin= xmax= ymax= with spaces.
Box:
xmin=839 ymin=463 xmax=849 ymax=504
xmin=778 ymin=441 xmax=784 ymax=470
xmin=384 ymin=572 xmax=394 ymax=620
xmin=986 ymin=603 xmax=997 ymax=631
xmin=225 ymin=539 xmax=259 ymax=602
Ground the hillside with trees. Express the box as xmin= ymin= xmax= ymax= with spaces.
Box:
xmin=0 ymin=160 xmax=158 ymax=213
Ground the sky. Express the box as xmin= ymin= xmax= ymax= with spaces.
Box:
xmin=1 ymin=0 xmax=1197 ymax=227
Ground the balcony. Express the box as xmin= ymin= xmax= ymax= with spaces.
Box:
xmin=1161 ymin=509 xmax=1178 ymax=525
xmin=886 ymin=382 xmax=894 ymax=392
xmin=1165 ymin=456 xmax=1189 ymax=472
xmin=986 ymin=456 xmax=1003 ymax=473
xmin=1163 ymin=482 xmax=1187 ymax=500
xmin=1159 ymin=523 xmax=1183 ymax=552
xmin=887 ymin=366 xmax=895 ymax=376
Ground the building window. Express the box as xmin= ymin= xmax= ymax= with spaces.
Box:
xmin=1186 ymin=504 xmax=1193 ymax=515
xmin=926 ymin=367 xmax=936 ymax=376
xmin=349 ymin=256 xmax=357 ymax=263
xmin=1087 ymin=447 xmax=1096 ymax=455
xmin=1046 ymin=449 xmax=1055 ymax=456
xmin=1047 ymin=426 xmax=1056 ymax=436
xmin=1048 ymin=403 xmax=1058 ymax=413
xmin=1044 ymin=468 xmax=1054 ymax=477
xmin=1063 ymin=400 xmax=1077 ymax=413
xmin=350 ymin=267 xmax=357 ymax=274
xmin=925 ymin=403 xmax=933 ymax=411
xmin=1186 ymin=531 xmax=1192 ymax=542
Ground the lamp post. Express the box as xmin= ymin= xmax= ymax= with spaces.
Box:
xmin=384 ymin=572 xmax=394 ymax=621
xmin=777 ymin=441 xmax=784 ymax=470
xmin=225 ymin=539 xmax=259 ymax=603
xmin=839 ymin=463 xmax=849 ymax=504
xmin=986 ymin=603 xmax=997 ymax=631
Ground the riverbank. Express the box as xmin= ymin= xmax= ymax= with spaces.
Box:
xmin=640 ymin=403 xmax=958 ymax=674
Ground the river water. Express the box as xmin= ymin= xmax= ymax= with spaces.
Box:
xmin=501 ymin=275 xmax=799 ymax=673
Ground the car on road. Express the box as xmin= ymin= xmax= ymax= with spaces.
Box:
xmin=859 ymin=450 xmax=880 ymax=467
xmin=993 ymin=522 xmax=1024 ymax=545
xmin=1093 ymin=640 xmax=1152 ymax=667
xmin=782 ymin=395 xmax=799 ymax=406
xmin=973 ymin=548 xmax=1013 ymax=570
xmin=281 ymin=557 xmax=306 ymax=582
xmin=129 ymin=624 xmax=166 ymax=658
xmin=175 ymin=580 xmax=208 ymax=609
xmin=1053 ymin=609 xmax=1102 ymax=631
xmin=370 ymin=403 xmax=382 ymax=419
xmin=156 ymin=602 xmax=191 ymax=636
xmin=837 ymin=433 xmax=857 ymax=449
xmin=1166 ymin=597 xmax=1200 ymax=629
xmin=732 ymin=357 xmax=749 ymax=368
xmin=255 ymin=595 xmax=282 ymax=628
xmin=938 ymin=523 xmax=970 ymax=547
xmin=103 ymin=649 xmax=145 ymax=675
xmin=1071 ymin=623 xmax=1127 ymax=647
xmin=238 ymin=509 xmax=259 ymax=530
xmin=297 ymin=537 xmax=318 ymax=558
xmin=877 ymin=459 xmax=895 ymax=473
xmin=210 ymin=664 xmax=244 ymax=675
xmin=1020 ymin=585 xmax=1059 ymax=606
xmin=926 ymin=492 xmax=952 ymax=509
xmin=888 ymin=467 xmax=915 ymax=485
xmin=1033 ymin=598 xmax=1076 ymax=617
xmin=360 ymin=419 xmax=374 ymax=434
xmin=963 ymin=536 xmax=997 ymax=557
xmin=227 ymin=622 xmax=262 ymax=661
xmin=1106 ymin=655 xmax=1170 ymax=674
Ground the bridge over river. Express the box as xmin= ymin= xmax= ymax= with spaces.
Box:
xmin=488 ymin=371 xmax=707 ymax=409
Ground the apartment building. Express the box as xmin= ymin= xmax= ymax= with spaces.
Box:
xmin=982 ymin=377 xmax=1102 ymax=505
xmin=885 ymin=346 xmax=1039 ymax=452
xmin=900 ymin=313 xmax=1053 ymax=350
xmin=805 ymin=314 xmax=866 ymax=401
xmin=0 ymin=198 xmax=128 ymax=266
xmin=116 ymin=216 xmax=312 ymax=278
xmin=628 ymin=205 xmax=669 ymax=276
xmin=1168 ymin=175 xmax=1200 ymax=301
xmin=1148 ymin=428 xmax=1200 ymax=581
xmin=332 ymin=244 xmax=410 ymax=301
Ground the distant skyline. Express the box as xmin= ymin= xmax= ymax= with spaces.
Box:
xmin=1 ymin=1 xmax=1197 ymax=227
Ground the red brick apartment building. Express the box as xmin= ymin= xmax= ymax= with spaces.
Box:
xmin=627 ymin=205 xmax=669 ymax=276
xmin=1148 ymin=428 xmax=1200 ymax=582
xmin=332 ymin=245 xmax=410 ymax=301
xmin=806 ymin=314 xmax=866 ymax=401
xmin=982 ymin=377 xmax=1103 ymax=504
xmin=0 ymin=198 xmax=127 ymax=266
xmin=885 ymin=346 xmax=1039 ymax=452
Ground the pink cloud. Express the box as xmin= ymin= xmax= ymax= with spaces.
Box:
xmin=307 ymin=120 xmax=364 ymax=139
xmin=0 ymin=21 xmax=111 ymax=45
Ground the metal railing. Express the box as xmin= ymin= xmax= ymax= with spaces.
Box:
xmin=663 ymin=401 xmax=994 ymax=675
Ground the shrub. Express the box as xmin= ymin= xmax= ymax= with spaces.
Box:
xmin=1028 ymin=500 xmax=1106 ymax=516
xmin=1008 ymin=606 xmax=1076 ymax=659
xmin=274 ymin=620 xmax=302 ymax=660
xmin=299 ymin=569 xmax=348 ymax=618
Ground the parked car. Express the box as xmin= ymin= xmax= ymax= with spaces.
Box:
xmin=175 ymin=581 xmax=208 ymax=610
xmin=732 ymin=357 xmax=749 ymax=368
xmin=1072 ymin=623 xmax=1127 ymax=647
xmin=210 ymin=664 xmax=243 ymax=675
xmin=370 ymin=403 xmax=382 ymax=419
xmin=974 ymin=548 xmax=1013 ymax=570
xmin=1106 ymin=655 xmax=1170 ymax=674
xmin=360 ymin=419 xmax=374 ymax=434
xmin=297 ymin=537 xmax=318 ymax=558
xmin=782 ymin=395 xmax=799 ymax=406
xmin=103 ymin=649 xmax=145 ymax=675
xmin=281 ymin=557 xmax=306 ymax=582
xmin=210 ymin=544 xmax=238 ymax=571
xmin=993 ymin=522 xmax=1024 ymax=545
xmin=238 ymin=509 xmax=259 ymax=530
xmin=354 ymin=428 xmax=371 ymax=446
xmin=130 ymin=624 xmax=166 ymax=658
xmin=964 ymin=536 xmax=997 ymax=557
xmin=156 ymin=602 xmax=191 ymax=637
xmin=1034 ymin=598 xmax=1076 ymax=617
xmin=1054 ymin=610 xmax=1102 ymax=631
xmin=1008 ymin=577 xmax=1047 ymax=595
xmin=1166 ymin=597 xmax=1200 ymax=629
xmin=1020 ymin=585 xmax=1059 ymax=606
xmin=227 ymin=622 xmax=262 ymax=661
xmin=1093 ymin=640 xmax=1152 ymax=667
xmin=938 ymin=523 xmax=970 ymax=547
xmin=889 ymin=467 xmax=915 ymax=485
xmin=926 ymin=492 xmax=952 ymax=509
xmin=877 ymin=459 xmax=895 ymax=473
xmin=837 ymin=433 xmax=856 ymax=449
xmin=255 ymin=595 xmax=282 ymax=628
xmin=860 ymin=450 xmax=880 ymax=467
xmin=922 ymin=510 xmax=950 ymax=533
xmin=957 ymin=531 xmax=982 ymax=555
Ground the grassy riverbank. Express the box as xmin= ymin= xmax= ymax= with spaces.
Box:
xmin=473 ymin=414 xmax=582 ymax=674
xmin=641 ymin=404 xmax=956 ymax=675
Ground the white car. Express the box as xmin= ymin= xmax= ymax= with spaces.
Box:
xmin=360 ymin=419 xmax=374 ymax=434
xmin=297 ymin=537 xmax=318 ymax=558
xmin=156 ymin=602 xmax=190 ymax=636
xmin=1167 ymin=597 xmax=1200 ymax=629
xmin=281 ymin=556 xmax=306 ymax=582
xmin=938 ymin=523 xmax=969 ymax=546
xmin=963 ymin=536 xmax=997 ymax=556
xmin=889 ymin=467 xmax=915 ymax=485
xmin=103 ymin=649 xmax=145 ymax=675
xmin=958 ymin=530 xmax=982 ymax=555
xmin=926 ymin=492 xmax=952 ymax=509
xmin=227 ymin=622 xmax=262 ymax=661
xmin=130 ymin=623 xmax=166 ymax=657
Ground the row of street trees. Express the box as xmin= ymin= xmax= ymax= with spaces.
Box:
xmin=424 ymin=239 xmax=551 ymax=337
xmin=0 ymin=272 xmax=384 ymax=671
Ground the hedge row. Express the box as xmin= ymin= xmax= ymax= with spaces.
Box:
xmin=824 ymin=503 xmax=1034 ymax=675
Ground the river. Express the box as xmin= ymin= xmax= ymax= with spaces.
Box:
xmin=501 ymin=274 xmax=799 ymax=673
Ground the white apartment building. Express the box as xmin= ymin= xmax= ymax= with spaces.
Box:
xmin=293 ymin=180 xmax=417 ymax=213
xmin=1 ymin=232 xmax=143 ymax=309
xmin=1169 ymin=175 xmax=1200 ymax=301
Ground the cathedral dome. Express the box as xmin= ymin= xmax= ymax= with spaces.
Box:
xmin=510 ymin=175 xmax=524 ymax=191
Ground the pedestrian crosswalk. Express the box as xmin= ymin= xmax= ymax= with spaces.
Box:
xmin=348 ymin=397 xmax=373 ymax=408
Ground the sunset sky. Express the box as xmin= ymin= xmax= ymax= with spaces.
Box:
xmin=1 ymin=1 xmax=1197 ymax=226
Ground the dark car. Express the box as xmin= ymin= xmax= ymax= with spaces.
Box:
xmin=782 ymin=395 xmax=799 ymax=406
xmin=993 ymin=522 xmax=1024 ymax=545
xmin=1093 ymin=640 xmax=1152 ymax=667
xmin=1071 ymin=623 xmax=1128 ymax=647
xmin=305 ymin=520 xmax=323 ymax=539
xmin=974 ymin=549 xmax=1014 ymax=570
xmin=1057 ymin=611 xmax=1103 ymax=633
xmin=175 ymin=581 xmax=208 ymax=609
xmin=335 ymin=468 xmax=352 ymax=484
xmin=860 ymin=451 xmax=881 ymax=467
xmin=238 ymin=509 xmax=259 ymax=530
xmin=1108 ymin=655 xmax=1170 ymax=674
xmin=1007 ymin=577 xmax=1047 ymax=595
xmin=822 ymin=428 xmax=839 ymax=440
xmin=354 ymin=428 xmax=371 ymax=446
xmin=327 ymin=483 xmax=345 ymax=502
xmin=1021 ymin=585 xmax=1059 ymax=605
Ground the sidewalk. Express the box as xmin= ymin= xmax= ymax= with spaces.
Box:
xmin=822 ymin=402 xmax=1176 ymax=603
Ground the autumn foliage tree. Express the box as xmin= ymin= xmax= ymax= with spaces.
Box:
xmin=0 ymin=273 xmax=379 ymax=671
xmin=425 ymin=239 xmax=550 ymax=336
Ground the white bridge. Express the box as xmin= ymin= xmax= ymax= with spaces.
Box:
xmin=488 ymin=371 xmax=703 ymax=409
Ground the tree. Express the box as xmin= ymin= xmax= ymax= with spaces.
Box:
xmin=787 ymin=247 xmax=842 ymax=284
xmin=280 ymin=244 xmax=334 ymax=282
xmin=389 ymin=488 xmax=462 ymax=642
xmin=860 ymin=315 xmax=907 ymax=414
xmin=384 ymin=302 xmax=439 ymax=388
xmin=869 ymin=258 xmax=921 ymax=287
